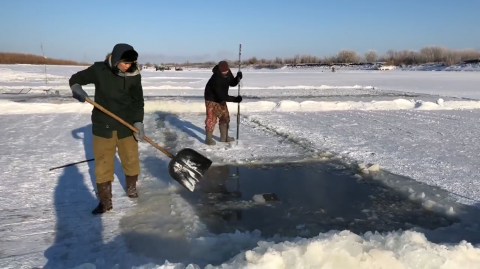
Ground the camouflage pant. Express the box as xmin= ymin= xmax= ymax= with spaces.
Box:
xmin=205 ymin=101 xmax=230 ymax=132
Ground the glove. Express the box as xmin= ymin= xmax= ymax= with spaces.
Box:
xmin=234 ymin=96 xmax=243 ymax=103
xmin=236 ymin=71 xmax=243 ymax=81
xmin=133 ymin=122 xmax=144 ymax=142
xmin=71 ymin=84 xmax=88 ymax=102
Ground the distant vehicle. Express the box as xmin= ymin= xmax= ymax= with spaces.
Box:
xmin=175 ymin=67 xmax=183 ymax=71
xmin=155 ymin=64 xmax=171 ymax=71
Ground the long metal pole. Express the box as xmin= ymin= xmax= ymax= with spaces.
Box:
xmin=236 ymin=44 xmax=242 ymax=141
xmin=40 ymin=42 xmax=47 ymax=86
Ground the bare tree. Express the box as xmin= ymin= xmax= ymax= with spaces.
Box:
xmin=248 ymin=57 xmax=258 ymax=65
xmin=381 ymin=50 xmax=396 ymax=65
xmin=259 ymin=58 xmax=269 ymax=64
xmin=445 ymin=51 xmax=461 ymax=65
xmin=459 ymin=49 xmax=480 ymax=61
xmin=419 ymin=46 xmax=436 ymax=62
xmin=323 ymin=55 xmax=337 ymax=64
xmin=293 ymin=54 xmax=301 ymax=64
xmin=364 ymin=50 xmax=378 ymax=63
xmin=283 ymin=57 xmax=295 ymax=64
xmin=299 ymin=54 xmax=320 ymax=63
xmin=337 ymin=50 xmax=360 ymax=63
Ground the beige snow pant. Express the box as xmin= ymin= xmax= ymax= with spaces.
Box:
xmin=92 ymin=131 xmax=140 ymax=184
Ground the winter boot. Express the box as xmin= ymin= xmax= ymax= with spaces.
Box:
xmin=205 ymin=130 xmax=216 ymax=145
xmin=126 ymin=175 xmax=139 ymax=198
xmin=219 ymin=124 xmax=235 ymax=142
xmin=92 ymin=181 xmax=113 ymax=215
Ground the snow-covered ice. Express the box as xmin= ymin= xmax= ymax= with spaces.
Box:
xmin=1 ymin=64 xmax=480 ymax=268
xmin=245 ymin=109 xmax=480 ymax=206
xmin=2 ymin=63 xmax=480 ymax=100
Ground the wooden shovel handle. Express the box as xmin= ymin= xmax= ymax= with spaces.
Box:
xmin=85 ymin=98 xmax=174 ymax=158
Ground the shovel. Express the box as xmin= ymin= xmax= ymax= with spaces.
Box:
xmin=85 ymin=98 xmax=212 ymax=192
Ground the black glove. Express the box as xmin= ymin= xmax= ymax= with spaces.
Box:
xmin=234 ymin=96 xmax=243 ymax=103
xmin=236 ymin=71 xmax=243 ymax=81
xmin=71 ymin=84 xmax=88 ymax=102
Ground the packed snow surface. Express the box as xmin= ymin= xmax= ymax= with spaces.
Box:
xmin=1 ymin=64 xmax=480 ymax=268
xmin=2 ymin=63 xmax=480 ymax=99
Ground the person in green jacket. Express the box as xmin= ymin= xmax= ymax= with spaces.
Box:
xmin=69 ymin=43 xmax=144 ymax=215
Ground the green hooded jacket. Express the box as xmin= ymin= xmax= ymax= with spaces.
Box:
xmin=69 ymin=43 xmax=144 ymax=139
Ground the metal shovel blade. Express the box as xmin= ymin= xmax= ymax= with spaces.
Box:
xmin=168 ymin=148 xmax=213 ymax=192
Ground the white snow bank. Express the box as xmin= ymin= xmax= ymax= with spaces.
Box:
xmin=76 ymin=230 xmax=480 ymax=268
xmin=142 ymin=85 xmax=196 ymax=90
xmin=3 ymin=98 xmax=480 ymax=115
xmin=229 ymin=85 xmax=373 ymax=90
xmin=0 ymin=84 xmax=374 ymax=91
xmin=209 ymin=230 xmax=480 ymax=269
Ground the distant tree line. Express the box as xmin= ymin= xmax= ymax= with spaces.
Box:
xmin=1 ymin=46 xmax=479 ymax=67
xmin=178 ymin=46 xmax=480 ymax=68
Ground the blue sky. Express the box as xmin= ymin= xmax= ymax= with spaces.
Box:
xmin=1 ymin=0 xmax=478 ymax=63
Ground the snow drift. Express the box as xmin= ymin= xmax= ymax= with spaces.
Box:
xmin=2 ymin=98 xmax=480 ymax=115
xmin=74 ymin=230 xmax=480 ymax=268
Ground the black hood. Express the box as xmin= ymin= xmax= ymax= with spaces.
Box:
xmin=111 ymin=43 xmax=138 ymax=66
xmin=105 ymin=43 xmax=140 ymax=76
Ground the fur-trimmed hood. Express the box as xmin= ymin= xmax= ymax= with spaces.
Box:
xmin=104 ymin=43 xmax=140 ymax=77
